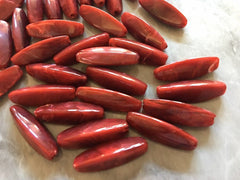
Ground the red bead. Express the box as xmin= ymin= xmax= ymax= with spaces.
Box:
xmin=43 ymin=0 xmax=62 ymax=19
xmin=0 ymin=65 xmax=23 ymax=97
xmin=126 ymin=112 xmax=198 ymax=150
xmin=73 ymin=137 xmax=148 ymax=172
xmin=139 ymin=0 xmax=187 ymax=28
xmin=86 ymin=66 xmax=147 ymax=96
xmin=76 ymin=87 xmax=142 ymax=112
xmin=79 ymin=5 xmax=127 ymax=37
xmin=156 ymin=80 xmax=227 ymax=103
xmin=12 ymin=8 xmax=30 ymax=52
xmin=57 ymin=118 xmax=128 ymax=149
xmin=0 ymin=20 xmax=12 ymax=69
xmin=59 ymin=0 xmax=78 ymax=19
xmin=0 ymin=0 xmax=18 ymax=20
xmin=34 ymin=101 xmax=104 ymax=124
xmin=11 ymin=35 xmax=71 ymax=66
xmin=8 ymin=85 xmax=75 ymax=106
xmin=121 ymin=12 xmax=167 ymax=50
xmin=76 ymin=47 xmax=139 ymax=66
xmin=109 ymin=38 xmax=168 ymax=66
xmin=26 ymin=0 xmax=44 ymax=23
xmin=54 ymin=33 xmax=110 ymax=65
xmin=143 ymin=99 xmax=215 ymax=127
xmin=106 ymin=0 xmax=122 ymax=16
xmin=26 ymin=63 xmax=87 ymax=86
xmin=26 ymin=20 xmax=84 ymax=39
xmin=10 ymin=105 xmax=58 ymax=160
xmin=154 ymin=57 xmax=219 ymax=81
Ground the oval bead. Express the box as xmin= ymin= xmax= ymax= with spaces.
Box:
xmin=79 ymin=5 xmax=127 ymax=37
xmin=8 ymin=85 xmax=75 ymax=106
xmin=106 ymin=0 xmax=122 ymax=16
xmin=156 ymin=80 xmax=227 ymax=103
xmin=59 ymin=0 xmax=78 ymax=19
xmin=76 ymin=87 xmax=142 ymax=112
xmin=26 ymin=0 xmax=44 ymax=23
xmin=73 ymin=137 xmax=148 ymax=172
xmin=43 ymin=0 xmax=62 ymax=19
xmin=57 ymin=118 xmax=128 ymax=149
xmin=126 ymin=112 xmax=198 ymax=150
xmin=34 ymin=101 xmax=104 ymax=124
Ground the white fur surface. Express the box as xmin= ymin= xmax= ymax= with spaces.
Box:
xmin=1 ymin=0 xmax=240 ymax=179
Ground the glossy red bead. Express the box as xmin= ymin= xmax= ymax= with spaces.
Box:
xmin=76 ymin=47 xmax=139 ymax=66
xmin=57 ymin=118 xmax=128 ymax=149
xmin=10 ymin=105 xmax=58 ymax=160
xmin=0 ymin=20 xmax=12 ymax=69
xmin=34 ymin=101 xmax=104 ymax=124
xmin=26 ymin=0 xmax=44 ymax=23
xmin=8 ymin=85 xmax=75 ymax=106
xmin=76 ymin=87 xmax=142 ymax=112
xmin=43 ymin=0 xmax=62 ymax=19
xmin=143 ymin=99 xmax=216 ymax=127
xmin=93 ymin=0 xmax=105 ymax=7
xmin=59 ymin=0 xmax=78 ymax=19
xmin=126 ymin=112 xmax=198 ymax=150
xmin=54 ymin=33 xmax=110 ymax=65
xmin=86 ymin=66 xmax=147 ymax=96
xmin=106 ymin=0 xmax=122 ymax=16
xmin=139 ymin=0 xmax=187 ymax=28
xmin=156 ymin=80 xmax=227 ymax=103
xmin=12 ymin=8 xmax=30 ymax=52
xmin=0 ymin=0 xmax=18 ymax=20
xmin=26 ymin=63 xmax=87 ymax=86
xmin=73 ymin=137 xmax=148 ymax=172
xmin=109 ymin=38 xmax=168 ymax=66
xmin=154 ymin=57 xmax=219 ymax=81
xmin=26 ymin=20 xmax=84 ymax=39
xmin=11 ymin=35 xmax=71 ymax=66
xmin=79 ymin=5 xmax=127 ymax=37
xmin=0 ymin=65 xmax=23 ymax=97
xmin=121 ymin=12 xmax=167 ymax=50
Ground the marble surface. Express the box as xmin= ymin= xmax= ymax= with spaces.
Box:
xmin=1 ymin=0 xmax=240 ymax=179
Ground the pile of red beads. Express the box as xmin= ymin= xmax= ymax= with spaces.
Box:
xmin=0 ymin=0 xmax=226 ymax=172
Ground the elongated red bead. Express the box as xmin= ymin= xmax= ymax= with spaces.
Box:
xmin=34 ymin=101 xmax=104 ymax=124
xmin=54 ymin=33 xmax=109 ymax=65
xmin=157 ymin=80 xmax=227 ymax=103
xmin=79 ymin=5 xmax=127 ymax=37
xmin=76 ymin=87 xmax=142 ymax=112
xmin=26 ymin=63 xmax=87 ymax=86
xmin=26 ymin=0 xmax=44 ymax=23
xmin=9 ymin=0 xmax=24 ymax=7
xmin=76 ymin=47 xmax=139 ymax=66
xmin=109 ymin=38 xmax=168 ymax=66
xmin=93 ymin=0 xmax=105 ymax=7
xmin=0 ymin=65 xmax=23 ymax=97
xmin=154 ymin=57 xmax=219 ymax=81
xmin=11 ymin=36 xmax=71 ymax=66
xmin=106 ymin=0 xmax=122 ymax=16
xmin=0 ymin=0 xmax=18 ymax=20
xmin=43 ymin=0 xmax=62 ymax=19
xmin=0 ymin=20 xmax=12 ymax=69
xmin=10 ymin=105 xmax=58 ymax=160
xmin=139 ymin=0 xmax=187 ymax=28
xmin=143 ymin=99 xmax=215 ymax=127
xmin=121 ymin=12 xmax=167 ymax=51
xmin=86 ymin=66 xmax=147 ymax=96
xmin=8 ymin=85 xmax=75 ymax=106
xmin=57 ymin=118 xmax=128 ymax=149
xmin=73 ymin=137 xmax=148 ymax=172
xmin=126 ymin=112 xmax=197 ymax=150
xmin=59 ymin=0 xmax=78 ymax=19
xmin=12 ymin=8 xmax=30 ymax=52
xmin=78 ymin=0 xmax=91 ymax=5
xmin=26 ymin=20 xmax=84 ymax=39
